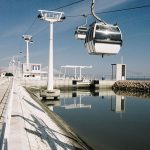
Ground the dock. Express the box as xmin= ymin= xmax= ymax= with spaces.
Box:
xmin=0 ymin=78 xmax=93 ymax=150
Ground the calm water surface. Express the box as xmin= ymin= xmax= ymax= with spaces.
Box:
xmin=45 ymin=90 xmax=150 ymax=150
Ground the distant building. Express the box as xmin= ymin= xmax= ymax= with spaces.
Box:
xmin=0 ymin=67 xmax=8 ymax=78
xmin=0 ymin=72 xmax=6 ymax=78
xmin=22 ymin=63 xmax=42 ymax=79
xmin=111 ymin=64 xmax=126 ymax=81
xmin=116 ymin=64 xmax=126 ymax=80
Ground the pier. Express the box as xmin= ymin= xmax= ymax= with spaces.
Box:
xmin=1 ymin=77 xmax=150 ymax=149
xmin=0 ymin=78 xmax=93 ymax=150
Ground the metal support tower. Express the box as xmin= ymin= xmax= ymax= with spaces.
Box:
xmin=38 ymin=10 xmax=65 ymax=91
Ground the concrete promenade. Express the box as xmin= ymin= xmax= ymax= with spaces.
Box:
xmin=1 ymin=79 xmax=92 ymax=150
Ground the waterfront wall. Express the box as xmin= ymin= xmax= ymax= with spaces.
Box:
xmin=20 ymin=79 xmax=115 ymax=89
xmin=94 ymin=80 xmax=116 ymax=89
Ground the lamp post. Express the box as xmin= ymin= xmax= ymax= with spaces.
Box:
xmin=8 ymin=56 xmax=15 ymax=76
xmin=38 ymin=10 xmax=65 ymax=91
xmin=22 ymin=35 xmax=33 ymax=71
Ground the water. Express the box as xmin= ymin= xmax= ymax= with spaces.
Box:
xmin=44 ymin=90 xmax=150 ymax=150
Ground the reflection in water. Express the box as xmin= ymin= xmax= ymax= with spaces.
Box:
xmin=42 ymin=89 xmax=150 ymax=150
xmin=111 ymin=95 xmax=125 ymax=112
xmin=60 ymin=90 xmax=92 ymax=98
xmin=111 ymin=95 xmax=125 ymax=119
xmin=60 ymin=90 xmax=125 ymax=113
xmin=61 ymin=95 xmax=91 ymax=109
xmin=41 ymin=99 xmax=60 ymax=111
xmin=42 ymin=90 xmax=126 ymax=113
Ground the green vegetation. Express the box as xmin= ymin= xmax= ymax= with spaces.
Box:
xmin=5 ymin=73 xmax=13 ymax=76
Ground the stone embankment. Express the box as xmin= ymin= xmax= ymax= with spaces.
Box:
xmin=113 ymin=80 xmax=150 ymax=92
xmin=112 ymin=80 xmax=150 ymax=98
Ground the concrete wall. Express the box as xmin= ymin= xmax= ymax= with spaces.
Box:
xmin=95 ymin=80 xmax=116 ymax=89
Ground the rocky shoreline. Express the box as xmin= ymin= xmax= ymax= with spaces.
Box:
xmin=113 ymin=80 xmax=150 ymax=92
xmin=112 ymin=80 xmax=150 ymax=98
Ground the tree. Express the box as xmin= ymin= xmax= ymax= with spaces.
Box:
xmin=5 ymin=73 xmax=13 ymax=76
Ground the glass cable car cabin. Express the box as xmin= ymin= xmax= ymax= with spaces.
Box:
xmin=85 ymin=22 xmax=122 ymax=56
xmin=75 ymin=26 xmax=88 ymax=40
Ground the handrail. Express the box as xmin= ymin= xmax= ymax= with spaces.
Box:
xmin=0 ymin=79 xmax=14 ymax=150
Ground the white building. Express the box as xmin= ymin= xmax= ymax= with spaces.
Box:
xmin=22 ymin=63 xmax=42 ymax=79
xmin=0 ymin=72 xmax=6 ymax=78
xmin=111 ymin=64 xmax=126 ymax=81
xmin=116 ymin=64 xmax=126 ymax=80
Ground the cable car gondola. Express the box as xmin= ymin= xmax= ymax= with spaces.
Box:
xmin=85 ymin=0 xmax=122 ymax=56
xmin=75 ymin=14 xmax=88 ymax=40
xmin=85 ymin=22 xmax=122 ymax=56
xmin=75 ymin=26 xmax=88 ymax=40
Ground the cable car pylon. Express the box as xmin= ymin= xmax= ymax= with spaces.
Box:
xmin=38 ymin=10 xmax=65 ymax=100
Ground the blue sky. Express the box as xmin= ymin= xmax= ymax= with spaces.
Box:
xmin=0 ymin=0 xmax=150 ymax=77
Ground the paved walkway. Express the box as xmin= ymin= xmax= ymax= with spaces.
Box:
xmin=8 ymin=81 xmax=85 ymax=150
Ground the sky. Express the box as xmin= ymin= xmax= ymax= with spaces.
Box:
xmin=0 ymin=0 xmax=150 ymax=78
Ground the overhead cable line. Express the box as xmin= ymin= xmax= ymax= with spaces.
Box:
xmin=32 ymin=3 xmax=150 ymax=38
xmin=66 ymin=3 xmax=150 ymax=18
xmin=97 ymin=3 xmax=150 ymax=14
xmin=25 ymin=2 xmax=150 ymax=37
xmin=33 ymin=25 xmax=48 ymax=37
xmin=24 ymin=16 xmax=38 ymax=35
xmin=51 ymin=0 xmax=85 ymax=11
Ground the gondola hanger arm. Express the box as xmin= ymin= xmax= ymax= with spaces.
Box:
xmin=82 ymin=14 xmax=88 ymax=26
xmin=91 ymin=0 xmax=107 ymax=24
